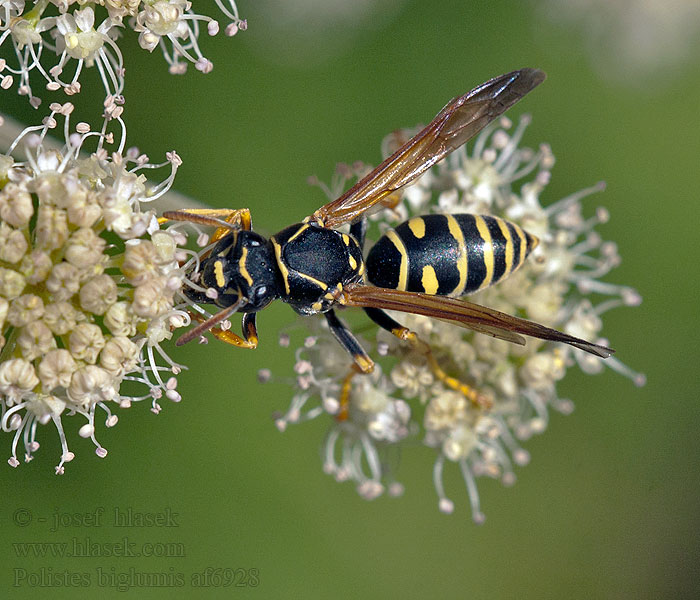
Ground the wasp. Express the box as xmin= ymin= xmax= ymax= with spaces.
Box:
xmin=163 ymin=68 xmax=613 ymax=418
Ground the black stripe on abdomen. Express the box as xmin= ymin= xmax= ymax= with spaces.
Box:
xmin=456 ymin=214 xmax=487 ymax=293
xmin=485 ymin=216 xmax=507 ymax=283
xmin=507 ymin=220 xmax=522 ymax=275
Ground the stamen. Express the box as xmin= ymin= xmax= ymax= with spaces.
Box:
xmin=459 ymin=459 xmax=485 ymax=524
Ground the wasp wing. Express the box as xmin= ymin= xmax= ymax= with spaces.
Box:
xmin=341 ymin=284 xmax=614 ymax=358
xmin=311 ymin=68 xmax=546 ymax=229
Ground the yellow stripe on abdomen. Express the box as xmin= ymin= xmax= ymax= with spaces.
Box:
xmin=386 ymin=229 xmax=409 ymax=291
xmin=474 ymin=215 xmax=494 ymax=289
xmin=514 ymin=222 xmax=526 ymax=268
xmin=421 ymin=265 xmax=440 ymax=294
xmin=496 ymin=217 xmax=514 ymax=278
xmin=407 ymin=217 xmax=426 ymax=239
xmin=446 ymin=214 xmax=467 ymax=296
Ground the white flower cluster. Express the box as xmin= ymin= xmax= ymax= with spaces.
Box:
xmin=0 ymin=0 xmax=246 ymax=106
xmin=265 ymin=116 xmax=645 ymax=521
xmin=0 ymin=102 xmax=191 ymax=473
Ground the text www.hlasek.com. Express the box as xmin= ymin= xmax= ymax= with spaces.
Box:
xmin=13 ymin=537 xmax=185 ymax=558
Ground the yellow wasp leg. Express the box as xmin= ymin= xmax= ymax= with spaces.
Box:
xmin=181 ymin=310 xmax=258 ymax=349
xmin=391 ymin=326 xmax=492 ymax=410
xmin=363 ymin=307 xmax=491 ymax=409
xmin=378 ymin=190 xmax=404 ymax=217
xmin=207 ymin=327 xmax=258 ymax=349
xmin=337 ymin=362 xmax=371 ymax=422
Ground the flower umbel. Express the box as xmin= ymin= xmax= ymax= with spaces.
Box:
xmin=0 ymin=103 xmax=190 ymax=473
xmin=265 ymin=116 xmax=645 ymax=521
xmin=0 ymin=0 xmax=247 ymax=106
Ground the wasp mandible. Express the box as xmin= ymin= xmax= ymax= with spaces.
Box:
xmin=163 ymin=69 xmax=613 ymax=418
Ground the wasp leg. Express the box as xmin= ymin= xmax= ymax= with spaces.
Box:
xmin=209 ymin=311 xmax=259 ymax=349
xmin=325 ymin=310 xmax=374 ymax=374
xmin=325 ymin=309 xmax=374 ymax=421
xmin=338 ymin=363 xmax=366 ymax=422
xmin=349 ymin=218 xmax=368 ymax=249
xmin=378 ymin=190 xmax=403 ymax=216
xmin=184 ymin=310 xmax=259 ymax=349
xmin=160 ymin=208 xmax=252 ymax=241
xmin=364 ymin=307 xmax=492 ymax=410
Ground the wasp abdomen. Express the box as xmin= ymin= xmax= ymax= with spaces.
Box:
xmin=366 ymin=214 xmax=538 ymax=296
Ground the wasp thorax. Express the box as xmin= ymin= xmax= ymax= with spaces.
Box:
xmin=270 ymin=223 xmax=365 ymax=315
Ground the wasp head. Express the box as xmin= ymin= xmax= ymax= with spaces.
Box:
xmin=186 ymin=230 xmax=281 ymax=313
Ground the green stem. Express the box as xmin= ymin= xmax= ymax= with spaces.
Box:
xmin=0 ymin=326 xmax=19 ymax=363
xmin=22 ymin=0 xmax=50 ymax=26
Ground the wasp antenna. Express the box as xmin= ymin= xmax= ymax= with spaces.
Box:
xmin=177 ymin=301 xmax=243 ymax=346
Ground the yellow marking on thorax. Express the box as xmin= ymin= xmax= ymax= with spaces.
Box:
xmin=475 ymin=216 xmax=494 ymax=289
xmin=271 ymin=238 xmax=290 ymax=295
xmin=496 ymin=218 xmax=514 ymax=277
xmin=287 ymin=223 xmax=309 ymax=243
xmin=386 ymin=229 xmax=408 ymax=291
xmin=407 ymin=217 xmax=426 ymax=239
xmin=238 ymin=246 xmax=254 ymax=286
xmin=349 ymin=254 xmax=357 ymax=270
xmin=342 ymin=233 xmax=351 ymax=245
xmin=213 ymin=260 xmax=226 ymax=289
xmin=446 ymin=214 xmax=467 ymax=296
xmin=421 ymin=265 xmax=440 ymax=295
xmin=298 ymin=271 xmax=328 ymax=290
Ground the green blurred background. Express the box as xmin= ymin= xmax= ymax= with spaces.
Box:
xmin=1 ymin=0 xmax=698 ymax=598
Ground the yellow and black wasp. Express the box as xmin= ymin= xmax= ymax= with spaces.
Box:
xmin=163 ymin=68 xmax=613 ymax=418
